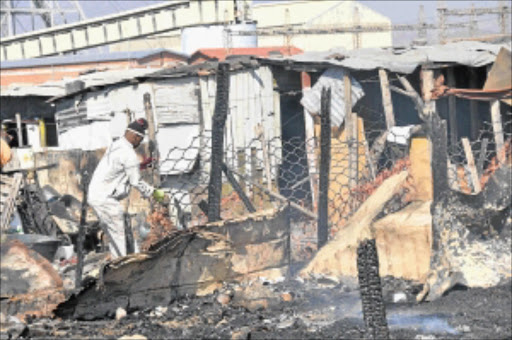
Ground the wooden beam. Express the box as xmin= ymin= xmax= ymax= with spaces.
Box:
xmin=487 ymin=64 xmax=505 ymax=165
xmin=378 ymin=69 xmax=396 ymax=130
xmin=344 ymin=73 xmax=358 ymax=189
xmin=15 ymin=113 xmax=23 ymax=147
xmin=490 ymin=100 xmax=505 ymax=165
xmin=420 ymin=68 xmax=437 ymax=118
xmin=461 ymin=138 xmax=481 ymax=193
xmin=143 ymin=93 xmax=160 ymax=187
xmin=397 ymin=76 xmax=425 ymax=118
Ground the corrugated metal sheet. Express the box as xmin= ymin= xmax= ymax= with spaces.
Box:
xmin=198 ymin=65 xmax=279 ymax=180
xmin=55 ymin=97 xmax=87 ymax=132
xmin=86 ymin=90 xmax=113 ymax=120
xmin=0 ymin=48 xmax=188 ymax=70
xmin=153 ymin=78 xmax=199 ymax=124
xmin=262 ymin=41 xmax=511 ymax=74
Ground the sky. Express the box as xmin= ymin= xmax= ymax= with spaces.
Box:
xmin=4 ymin=0 xmax=508 ymax=46
xmin=77 ymin=0 xmax=503 ymax=25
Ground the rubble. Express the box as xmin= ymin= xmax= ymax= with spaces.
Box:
xmin=0 ymin=240 xmax=63 ymax=297
xmin=55 ymin=207 xmax=290 ymax=320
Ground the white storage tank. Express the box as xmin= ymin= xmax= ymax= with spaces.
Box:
xmin=181 ymin=22 xmax=257 ymax=55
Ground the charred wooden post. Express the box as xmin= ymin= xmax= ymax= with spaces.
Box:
xmin=318 ymin=87 xmax=331 ymax=248
xmin=357 ymin=239 xmax=389 ymax=340
xmin=124 ymin=213 xmax=135 ymax=255
xmin=207 ymin=62 xmax=230 ymax=222
xmin=426 ymin=113 xmax=449 ymax=204
xmin=75 ymin=171 xmax=89 ymax=289
xmin=469 ymin=69 xmax=481 ymax=139
xmin=221 ymin=162 xmax=256 ymax=213
xmin=476 ymin=138 xmax=489 ymax=176
xmin=447 ymin=67 xmax=458 ymax=152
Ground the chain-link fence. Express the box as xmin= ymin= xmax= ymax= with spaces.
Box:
xmin=447 ymin=110 xmax=512 ymax=194
xmin=155 ymin=112 xmax=415 ymax=261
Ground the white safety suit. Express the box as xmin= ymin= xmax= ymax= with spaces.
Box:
xmin=88 ymin=137 xmax=153 ymax=258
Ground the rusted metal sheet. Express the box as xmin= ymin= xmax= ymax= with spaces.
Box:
xmin=484 ymin=47 xmax=512 ymax=105
xmin=0 ymin=240 xmax=66 ymax=321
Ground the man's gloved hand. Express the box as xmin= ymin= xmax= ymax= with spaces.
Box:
xmin=140 ymin=157 xmax=157 ymax=170
xmin=153 ymin=189 xmax=170 ymax=204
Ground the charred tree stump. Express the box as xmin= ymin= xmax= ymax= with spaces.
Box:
xmin=357 ymin=239 xmax=389 ymax=340
xmin=318 ymin=88 xmax=331 ymax=248
xmin=207 ymin=62 xmax=230 ymax=222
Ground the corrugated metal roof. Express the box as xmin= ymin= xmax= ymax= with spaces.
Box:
xmin=1 ymin=67 xmax=163 ymax=98
xmin=260 ymin=41 xmax=512 ymax=74
xmin=0 ymin=48 xmax=189 ymax=69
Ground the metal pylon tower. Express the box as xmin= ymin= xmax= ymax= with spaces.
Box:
xmin=1 ymin=0 xmax=86 ymax=38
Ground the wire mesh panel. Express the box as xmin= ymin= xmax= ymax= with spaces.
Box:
xmin=447 ymin=110 xmax=512 ymax=194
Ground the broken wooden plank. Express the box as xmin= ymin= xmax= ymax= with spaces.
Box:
xmin=300 ymin=171 xmax=408 ymax=280
xmin=344 ymin=73 xmax=358 ymax=190
xmin=461 ymin=138 xmax=481 ymax=193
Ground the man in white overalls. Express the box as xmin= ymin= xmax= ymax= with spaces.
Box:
xmin=88 ymin=118 xmax=161 ymax=259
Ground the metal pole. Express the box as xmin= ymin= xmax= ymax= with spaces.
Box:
xmin=437 ymin=0 xmax=446 ymax=44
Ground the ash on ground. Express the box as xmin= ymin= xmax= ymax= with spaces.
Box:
xmin=11 ymin=277 xmax=511 ymax=340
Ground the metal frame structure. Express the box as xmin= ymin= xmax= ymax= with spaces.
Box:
xmin=1 ymin=0 xmax=236 ymax=61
